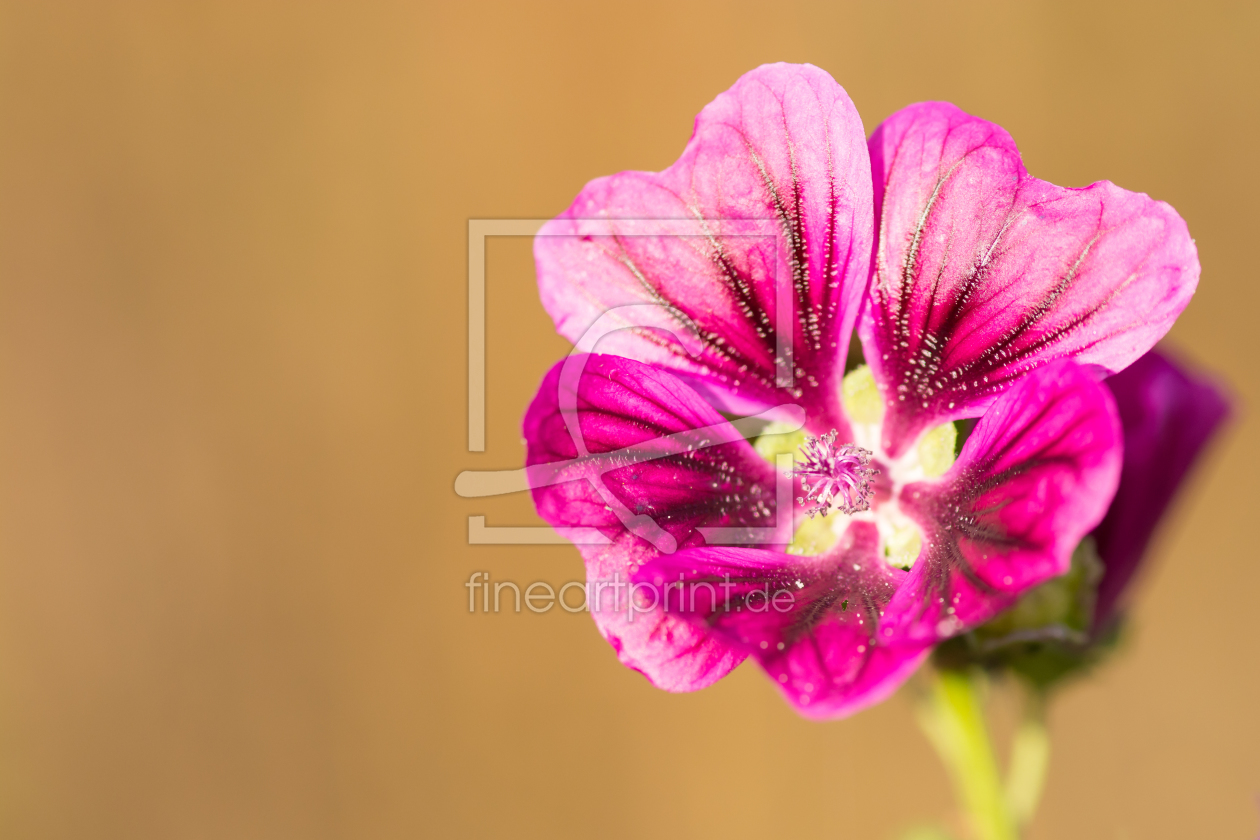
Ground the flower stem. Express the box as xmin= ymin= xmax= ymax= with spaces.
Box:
xmin=1004 ymin=689 xmax=1049 ymax=831
xmin=916 ymin=668 xmax=1017 ymax=840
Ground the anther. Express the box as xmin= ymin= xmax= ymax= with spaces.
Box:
xmin=793 ymin=430 xmax=878 ymax=519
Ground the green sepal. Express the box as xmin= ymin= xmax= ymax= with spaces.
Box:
xmin=933 ymin=538 xmax=1125 ymax=691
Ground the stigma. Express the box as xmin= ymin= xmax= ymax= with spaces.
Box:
xmin=794 ymin=430 xmax=878 ymax=519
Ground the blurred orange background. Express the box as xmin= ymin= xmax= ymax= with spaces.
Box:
xmin=0 ymin=1 xmax=1256 ymax=838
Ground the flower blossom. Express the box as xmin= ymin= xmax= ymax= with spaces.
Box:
xmin=523 ymin=63 xmax=1199 ymax=718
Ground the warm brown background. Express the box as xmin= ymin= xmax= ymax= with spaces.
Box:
xmin=0 ymin=1 xmax=1256 ymax=838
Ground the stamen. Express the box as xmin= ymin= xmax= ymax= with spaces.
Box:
xmin=794 ymin=430 xmax=878 ymax=519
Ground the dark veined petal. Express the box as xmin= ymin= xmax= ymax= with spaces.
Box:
xmin=863 ymin=102 xmax=1199 ymax=456
xmin=534 ymin=63 xmax=873 ymax=433
xmin=523 ymin=354 xmax=787 ymax=691
xmin=1092 ymin=348 xmax=1229 ymax=629
xmin=634 ymin=523 xmax=930 ymax=719
xmin=882 ymin=362 xmax=1122 ymax=646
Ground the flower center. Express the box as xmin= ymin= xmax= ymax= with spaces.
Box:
xmin=794 ymin=431 xmax=878 ymax=519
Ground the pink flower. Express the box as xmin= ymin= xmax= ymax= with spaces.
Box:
xmin=522 ymin=63 xmax=1198 ymax=718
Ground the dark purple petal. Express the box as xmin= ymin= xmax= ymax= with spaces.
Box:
xmin=883 ymin=362 xmax=1123 ymax=646
xmin=863 ymin=102 xmax=1199 ymax=456
xmin=534 ymin=63 xmax=873 ymax=433
xmin=1092 ymin=348 xmax=1229 ymax=628
xmin=523 ymin=354 xmax=783 ymax=690
xmin=635 ymin=523 xmax=930 ymax=719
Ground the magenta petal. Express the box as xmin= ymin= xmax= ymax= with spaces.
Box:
xmin=576 ymin=539 xmax=747 ymax=691
xmin=534 ymin=63 xmax=873 ymax=433
xmin=523 ymin=353 xmax=780 ymax=550
xmin=885 ymin=362 xmax=1123 ymax=645
xmin=523 ymin=354 xmax=783 ymax=690
xmin=863 ymin=102 xmax=1199 ymax=456
xmin=635 ymin=523 xmax=930 ymax=719
xmin=1092 ymin=349 xmax=1229 ymax=628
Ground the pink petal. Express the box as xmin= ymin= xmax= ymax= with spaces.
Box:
xmin=576 ymin=538 xmax=747 ymax=692
xmin=635 ymin=523 xmax=930 ymax=719
xmin=863 ymin=102 xmax=1199 ymax=456
xmin=534 ymin=63 xmax=873 ymax=433
xmin=523 ymin=354 xmax=784 ymax=691
xmin=883 ymin=361 xmax=1123 ymax=646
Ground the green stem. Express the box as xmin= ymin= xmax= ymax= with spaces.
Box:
xmin=1004 ymin=689 xmax=1049 ymax=831
xmin=916 ymin=668 xmax=1017 ymax=840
